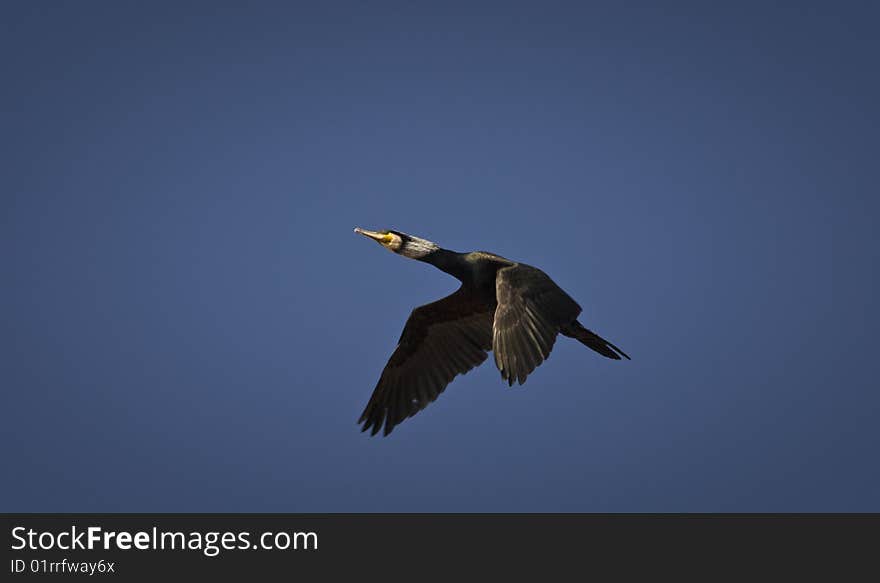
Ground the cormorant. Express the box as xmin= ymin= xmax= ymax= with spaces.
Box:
xmin=354 ymin=227 xmax=630 ymax=436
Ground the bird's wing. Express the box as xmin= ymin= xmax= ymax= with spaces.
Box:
xmin=493 ymin=263 xmax=582 ymax=385
xmin=359 ymin=286 xmax=494 ymax=436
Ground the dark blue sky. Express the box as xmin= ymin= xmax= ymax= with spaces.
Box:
xmin=2 ymin=2 xmax=878 ymax=511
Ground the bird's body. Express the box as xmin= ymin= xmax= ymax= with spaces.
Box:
xmin=354 ymin=228 xmax=629 ymax=436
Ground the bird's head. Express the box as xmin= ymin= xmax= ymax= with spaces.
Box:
xmin=354 ymin=227 xmax=439 ymax=259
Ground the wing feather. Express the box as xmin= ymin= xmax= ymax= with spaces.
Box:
xmin=493 ymin=263 xmax=582 ymax=385
xmin=359 ymin=286 xmax=494 ymax=436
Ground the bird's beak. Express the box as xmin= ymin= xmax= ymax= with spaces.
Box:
xmin=354 ymin=227 xmax=389 ymax=244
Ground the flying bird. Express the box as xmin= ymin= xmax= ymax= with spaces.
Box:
xmin=354 ymin=228 xmax=630 ymax=436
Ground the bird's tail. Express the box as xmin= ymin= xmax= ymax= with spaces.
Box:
xmin=561 ymin=320 xmax=631 ymax=360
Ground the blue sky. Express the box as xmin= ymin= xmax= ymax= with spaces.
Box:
xmin=2 ymin=1 xmax=878 ymax=511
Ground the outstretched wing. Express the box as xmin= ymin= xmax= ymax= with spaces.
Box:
xmin=359 ymin=287 xmax=494 ymax=436
xmin=493 ymin=263 xmax=582 ymax=385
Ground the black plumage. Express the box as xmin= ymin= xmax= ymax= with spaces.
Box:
xmin=354 ymin=228 xmax=630 ymax=436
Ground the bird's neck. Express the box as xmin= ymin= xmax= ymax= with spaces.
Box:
xmin=418 ymin=249 xmax=471 ymax=281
